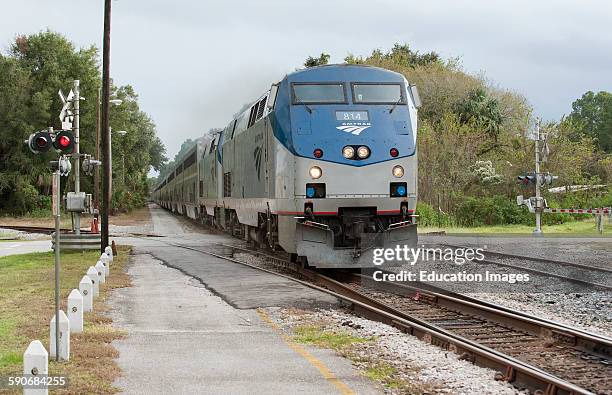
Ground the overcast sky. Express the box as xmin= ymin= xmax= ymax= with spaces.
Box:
xmin=2 ymin=1 xmax=611 ymax=165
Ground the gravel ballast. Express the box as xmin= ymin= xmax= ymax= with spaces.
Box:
xmin=267 ymin=307 xmax=521 ymax=395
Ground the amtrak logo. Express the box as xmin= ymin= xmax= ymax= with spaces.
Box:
xmin=336 ymin=123 xmax=372 ymax=136
xmin=253 ymin=146 xmax=263 ymax=181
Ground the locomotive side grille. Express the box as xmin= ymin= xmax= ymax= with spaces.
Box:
xmin=223 ymin=172 xmax=232 ymax=197
xmin=256 ymin=96 xmax=267 ymax=119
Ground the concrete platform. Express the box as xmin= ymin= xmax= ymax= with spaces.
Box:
xmin=110 ymin=205 xmax=379 ymax=394
xmin=140 ymin=242 xmax=340 ymax=310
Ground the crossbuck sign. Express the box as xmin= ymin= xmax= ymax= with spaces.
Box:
xmin=58 ymin=89 xmax=74 ymax=130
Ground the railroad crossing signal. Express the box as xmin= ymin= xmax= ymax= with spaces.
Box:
xmin=518 ymin=172 xmax=557 ymax=186
xmin=50 ymin=156 xmax=72 ymax=176
xmin=539 ymin=172 xmax=558 ymax=186
xmin=58 ymin=89 xmax=75 ymax=130
xmin=517 ymin=173 xmax=537 ymax=185
xmin=27 ymin=130 xmax=53 ymax=154
xmin=25 ymin=130 xmax=75 ymax=154
xmin=53 ymin=130 xmax=75 ymax=153
xmin=82 ymin=157 xmax=101 ymax=176
xmin=538 ymin=132 xmax=550 ymax=163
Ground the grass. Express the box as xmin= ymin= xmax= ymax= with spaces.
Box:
xmin=291 ymin=323 xmax=430 ymax=393
xmin=420 ymin=217 xmax=612 ymax=235
xmin=364 ymin=362 xmax=404 ymax=389
xmin=293 ymin=325 xmax=371 ymax=350
xmin=0 ymin=247 xmax=131 ymax=394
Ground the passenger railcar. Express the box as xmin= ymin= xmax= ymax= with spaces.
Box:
xmin=153 ymin=64 xmax=420 ymax=268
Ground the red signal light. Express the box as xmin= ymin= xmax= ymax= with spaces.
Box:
xmin=53 ymin=130 xmax=74 ymax=153
xmin=313 ymin=148 xmax=323 ymax=158
xmin=35 ymin=136 xmax=48 ymax=148
xmin=390 ymin=148 xmax=399 ymax=157
xmin=58 ymin=135 xmax=71 ymax=148
xmin=27 ymin=131 xmax=52 ymax=154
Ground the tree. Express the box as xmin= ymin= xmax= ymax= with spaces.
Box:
xmin=174 ymin=139 xmax=196 ymax=161
xmin=568 ymin=91 xmax=612 ymax=153
xmin=456 ymin=87 xmax=504 ymax=142
xmin=0 ymin=30 xmax=166 ymax=214
xmin=0 ymin=31 xmax=99 ymax=214
xmin=304 ymin=53 xmax=330 ymax=68
xmin=106 ymin=84 xmax=167 ymax=210
xmin=344 ymin=44 xmax=440 ymax=68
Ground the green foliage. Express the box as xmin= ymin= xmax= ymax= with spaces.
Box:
xmin=415 ymin=202 xmax=453 ymax=227
xmin=112 ymin=185 xmax=147 ymax=213
xmin=0 ymin=30 xmax=166 ymax=215
xmin=454 ymin=196 xmax=533 ymax=227
xmin=106 ymin=84 xmax=167 ymax=211
xmin=293 ymin=325 xmax=371 ymax=350
xmin=470 ymin=160 xmax=503 ymax=185
xmin=456 ymin=87 xmax=504 ymax=141
xmin=345 ymin=43 xmax=440 ymax=68
xmin=568 ymin=91 xmax=612 ymax=153
xmin=304 ymin=53 xmax=330 ymax=68
xmin=158 ymin=138 xmax=197 ymax=180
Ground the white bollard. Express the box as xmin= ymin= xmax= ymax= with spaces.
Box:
xmin=100 ymin=252 xmax=111 ymax=265
xmin=86 ymin=266 xmax=99 ymax=297
xmin=67 ymin=289 xmax=83 ymax=333
xmin=104 ymin=246 xmax=114 ymax=262
xmin=102 ymin=258 xmax=110 ymax=277
xmin=23 ymin=340 xmax=48 ymax=395
xmin=79 ymin=275 xmax=93 ymax=312
xmin=100 ymin=253 xmax=111 ymax=276
xmin=49 ymin=310 xmax=70 ymax=361
xmin=95 ymin=261 xmax=106 ymax=284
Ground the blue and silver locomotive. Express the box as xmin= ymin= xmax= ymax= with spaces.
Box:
xmin=153 ymin=64 xmax=420 ymax=268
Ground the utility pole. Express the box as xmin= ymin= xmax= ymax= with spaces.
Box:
xmin=52 ymin=169 xmax=60 ymax=361
xmin=73 ymin=80 xmax=81 ymax=235
xmin=533 ymin=119 xmax=543 ymax=236
xmin=101 ymin=0 xmax=112 ymax=252
xmin=94 ymin=88 xmax=100 ymax=211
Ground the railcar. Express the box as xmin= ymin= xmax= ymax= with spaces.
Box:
xmin=153 ymin=64 xmax=420 ymax=268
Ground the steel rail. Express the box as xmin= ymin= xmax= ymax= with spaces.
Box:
xmin=441 ymin=242 xmax=612 ymax=275
xmin=0 ymin=225 xmax=79 ymax=234
xmin=223 ymin=243 xmax=612 ymax=358
xmin=356 ymin=271 xmax=612 ymax=358
xmin=429 ymin=243 xmax=612 ymax=291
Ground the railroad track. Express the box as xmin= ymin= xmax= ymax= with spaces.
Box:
xmin=435 ymin=243 xmax=612 ymax=291
xmin=0 ymin=225 xmax=78 ymax=235
xmin=0 ymin=224 xmax=160 ymax=238
xmin=142 ymin=235 xmax=611 ymax=395
xmin=221 ymin=243 xmax=612 ymax=394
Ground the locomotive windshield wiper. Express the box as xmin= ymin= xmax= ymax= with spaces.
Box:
xmin=389 ymin=96 xmax=403 ymax=113
xmin=294 ymin=94 xmax=313 ymax=113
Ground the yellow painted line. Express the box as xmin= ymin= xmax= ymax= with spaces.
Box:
xmin=257 ymin=309 xmax=355 ymax=395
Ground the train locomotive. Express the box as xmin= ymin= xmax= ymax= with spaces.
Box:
xmin=153 ymin=64 xmax=420 ymax=268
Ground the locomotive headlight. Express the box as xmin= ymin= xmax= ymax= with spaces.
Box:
xmin=357 ymin=146 xmax=370 ymax=159
xmin=342 ymin=146 xmax=355 ymax=159
xmin=392 ymin=165 xmax=404 ymax=178
xmin=309 ymin=166 xmax=322 ymax=179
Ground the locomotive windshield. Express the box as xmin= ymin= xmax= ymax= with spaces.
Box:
xmin=352 ymin=83 xmax=404 ymax=104
xmin=292 ymin=83 xmax=346 ymax=104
